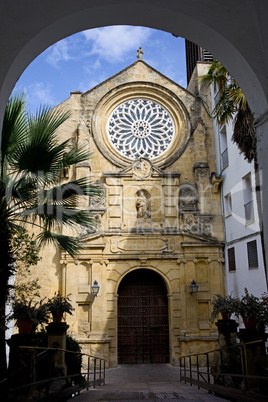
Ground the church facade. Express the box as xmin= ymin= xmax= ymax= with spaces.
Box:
xmin=36 ymin=56 xmax=225 ymax=367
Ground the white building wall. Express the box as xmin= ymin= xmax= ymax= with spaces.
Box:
xmin=210 ymin=82 xmax=267 ymax=300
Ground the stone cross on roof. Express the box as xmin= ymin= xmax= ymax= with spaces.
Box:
xmin=137 ymin=47 xmax=143 ymax=60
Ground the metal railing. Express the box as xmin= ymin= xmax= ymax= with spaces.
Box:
xmin=6 ymin=346 xmax=106 ymax=401
xmin=179 ymin=340 xmax=268 ymax=402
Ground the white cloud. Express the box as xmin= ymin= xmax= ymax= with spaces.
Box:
xmin=83 ymin=58 xmax=102 ymax=75
xmin=46 ymin=39 xmax=74 ymax=68
xmin=26 ymin=82 xmax=57 ymax=109
xmin=82 ymin=26 xmax=152 ymax=62
xmin=79 ymin=71 xmax=110 ymax=93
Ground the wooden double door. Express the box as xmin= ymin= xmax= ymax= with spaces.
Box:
xmin=118 ymin=269 xmax=169 ymax=364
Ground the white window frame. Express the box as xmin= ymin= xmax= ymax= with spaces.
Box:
xmin=243 ymin=173 xmax=254 ymax=225
xmin=224 ymin=192 xmax=232 ymax=217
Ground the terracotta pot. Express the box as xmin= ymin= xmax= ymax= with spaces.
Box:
xmin=52 ymin=312 xmax=63 ymax=323
xmin=242 ymin=316 xmax=257 ymax=329
xmin=17 ymin=318 xmax=34 ymax=334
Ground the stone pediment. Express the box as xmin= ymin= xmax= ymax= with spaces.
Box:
xmin=103 ymin=158 xmax=180 ymax=180
xmin=82 ymin=60 xmax=194 ymax=100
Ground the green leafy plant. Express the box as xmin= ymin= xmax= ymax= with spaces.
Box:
xmin=9 ymin=295 xmax=49 ymax=331
xmin=238 ymin=288 xmax=264 ymax=319
xmin=211 ymin=293 xmax=240 ymax=322
xmin=47 ymin=292 xmax=74 ymax=321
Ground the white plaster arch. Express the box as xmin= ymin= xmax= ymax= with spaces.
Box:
xmin=2 ymin=1 xmax=268 ymax=273
xmin=1 ymin=1 xmax=268 ymax=124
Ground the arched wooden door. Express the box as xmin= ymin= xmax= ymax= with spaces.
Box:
xmin=118 ymin=269 xmax=169 ymax=364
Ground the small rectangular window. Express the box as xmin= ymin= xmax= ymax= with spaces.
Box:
xmin=247 ymin=240 xmax=258 ymax=268
xmin=243 ymin=173 xmax=254 ymax=224
xmin=224 ymin=193 xmax=232 ymax=217
xmin=227 ymin=247 xmax=236 ymax=272
xmin=220 ymin=126 xmax=229 ymax=170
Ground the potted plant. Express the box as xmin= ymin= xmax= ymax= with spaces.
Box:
xmin=211 ymin=293 xmax=240 ymax=322
xmin=9 ymin=296 xmax=49 ymax=334
xmin=46 ymin=292 xmax=74 ymax=323
xmin=237 ymin=288 xmax=265 ymax=330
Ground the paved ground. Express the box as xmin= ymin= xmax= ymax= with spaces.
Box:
xmin=67 ymin=364 xmax=230 ymax=401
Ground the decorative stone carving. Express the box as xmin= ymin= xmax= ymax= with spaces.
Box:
xmin=211 ymin=172 xmax=222 ymax=193
xmin=90 ymin=180 xmax=106 ymax=210
xmin=133 ymin=158 xmax=152 ymax=179
xmin=78 ymin=215 xmax=102 ymax=239
xmin=107 ymin=98 xmax=175 ymax=160
xmin=182 ymin=214 xmax=199 ymax=234
xmin=108 ymin=158 xmax=171 ymax=180
xmin=110 ymin=236 xmax=175 ymax=253
xmin=179 ymin=184 xmax=198 ymax=212
xmin=181 ymin=214 xmax=213 ymax=237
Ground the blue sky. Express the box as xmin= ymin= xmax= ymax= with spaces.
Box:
xmin=13 ymin=26 xmax=187 ymax=114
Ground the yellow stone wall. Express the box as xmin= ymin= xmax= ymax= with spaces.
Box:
xmin=31 ymin=61 xmax=225 ymax=367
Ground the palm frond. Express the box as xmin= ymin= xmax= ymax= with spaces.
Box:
xmin=213 ymin=92 xmax=237 ymax=125
xmin=1 ymin=94 xmax=104 ymax=257
xmin=44 ymin=178 xmax=103 ymax=201
xmin=9 ymin=112 xmax=71 ymax=175
xmin=36 ymin=231 xmax=83 ymax=257
xmin=1 ymin=94 xmax=27 ymax=173
xmin=198 ymin=59 xmax=230 ymax=94
xmin=62 ymin=146 xmax=93 ymax=167
xmin=225 ymin=85 xmax=248 ymax=111
xmin=197 ymin=59 xmax=256 ymax=162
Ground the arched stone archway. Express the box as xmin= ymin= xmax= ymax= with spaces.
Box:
xmin=1 ymin=1 xmax=268 ymax=119
xmin=1 ymin=1 xmax=268 ymax=291
xmin=118 ymin=269 xmax=169 ymax=364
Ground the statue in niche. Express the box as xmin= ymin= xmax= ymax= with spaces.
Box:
xmin=136 ymin=190 xmax=149 ymax=218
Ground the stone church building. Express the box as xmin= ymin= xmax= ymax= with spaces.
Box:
xmin=36 ymin=53 xmax=225 ymax=367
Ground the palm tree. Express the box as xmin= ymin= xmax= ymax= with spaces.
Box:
xmin=198 ymin=59 xmax=256 ymax=163
xmin=0 ymin=94 xmax=102 ymax=380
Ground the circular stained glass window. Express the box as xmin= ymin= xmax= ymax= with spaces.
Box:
xmin=107 ymin=98 xmax=175 ymax=160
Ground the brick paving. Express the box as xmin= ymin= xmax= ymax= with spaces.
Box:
xmin=67 ymin=364 xmax=230 ymax=401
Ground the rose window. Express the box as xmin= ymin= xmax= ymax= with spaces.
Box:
xmin=107 ymin=98 xmax=175 ymax=160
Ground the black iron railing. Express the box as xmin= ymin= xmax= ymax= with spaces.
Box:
xmin=179 ymin=340 xmax=268 ymax=402
xmin=5 ymin=346 xmax=106 ymax=401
